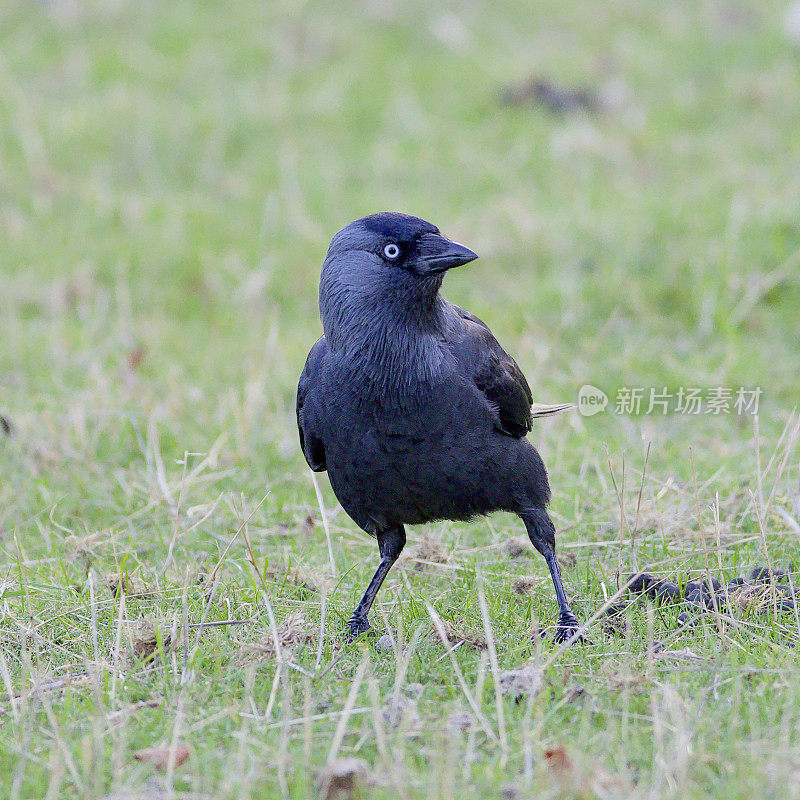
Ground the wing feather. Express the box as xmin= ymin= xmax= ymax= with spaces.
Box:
xmin=296 ymin=336 xmax=328 ymax=471
xmin=447 ymin=305 xmax=570 ymax=438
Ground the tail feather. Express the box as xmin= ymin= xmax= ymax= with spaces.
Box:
xmin=530 ymin=402 xmax=574 ymax=419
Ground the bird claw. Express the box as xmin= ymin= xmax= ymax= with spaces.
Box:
xmin=554 ymin=611 xmax=586 ymax=645
xmin=345 ymin=615 xmax=372 ymax=642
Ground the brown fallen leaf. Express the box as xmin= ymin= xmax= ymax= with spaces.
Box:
xmin=133 ymin=743 xmax=190 ymax=771
xmin=544 ymin=745 xmax=572 ymax=774
xmin=126 ymin=346 xmax=146 ymax=371
xmin=544 ymin=744 xmax=630 ymax=798
xmin=318 ymin=757 xmax=368 ymax=799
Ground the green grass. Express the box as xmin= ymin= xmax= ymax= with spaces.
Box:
xmin=2 ymin=0 xmax=800 ymax=797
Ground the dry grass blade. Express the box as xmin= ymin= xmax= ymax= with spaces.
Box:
xmin=206 ymin=492 xmax=270 ymax=586
xmin=311 ymin=471 xmax=338 ymax=579
xmin=427 ymin=603 xmax=499 ymax=745
xmin=477 ymin=583 xmax=508 ymax=762
xmin=326 ymin=652 xmax=370 ymax=764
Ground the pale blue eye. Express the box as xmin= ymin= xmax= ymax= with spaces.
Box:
xmin=383 ymin=243 xmax=400 ymax=259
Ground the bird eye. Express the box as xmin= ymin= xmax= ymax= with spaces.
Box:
xmin=383 ymin=243 xmax=400 ymax=260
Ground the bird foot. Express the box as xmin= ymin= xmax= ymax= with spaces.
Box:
xmin=345 ymin=615 xmax=372 ymax=642
xmin=554 ymin=610 xmax=586 ymax=644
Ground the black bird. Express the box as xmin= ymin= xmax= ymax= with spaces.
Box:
xmin=296 ymin=213 xmax=580 ymax=642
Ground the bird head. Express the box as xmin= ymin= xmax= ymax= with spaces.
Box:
xmin=322 ymin=212 xmax=477 ymax=290
xmin=319 ymin=212 xmax=478 ymax=346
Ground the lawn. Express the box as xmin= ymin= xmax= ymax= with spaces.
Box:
xmin=2 ymin=1 xmax=800 ymax=797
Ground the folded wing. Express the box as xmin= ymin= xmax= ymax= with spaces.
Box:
xmin=447 ymin=305 xmax=572 ymax=438
xmin=296 ymin=336 xmax=328 ymax=471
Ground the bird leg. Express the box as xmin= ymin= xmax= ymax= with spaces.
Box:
xmin=521 ymin=508 xmax=582 ymax=644
xmin=346 ymin=525 xmax=406 ymax=640
xmin=542 ymin=547 xmax=582 ymax=643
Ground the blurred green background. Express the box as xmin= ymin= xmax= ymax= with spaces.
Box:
xmin=2 ymin=1 xmax=800 ymax=797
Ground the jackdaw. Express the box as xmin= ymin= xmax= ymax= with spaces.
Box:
xmin=296 ymin=212 xmax=580 ymax=641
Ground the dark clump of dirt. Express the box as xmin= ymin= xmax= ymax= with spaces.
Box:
xmin=600 ymin=602 xmax=629 ymax=637
xmin=624 ymin=565 xmax=798 ymax=627
xmin=501 ymin=76 xmax=600 ymax=114
xmin=130 ymin=623 xmax=173 ymax=668
xmin=626 ymin=573 xmax=654 ymax=594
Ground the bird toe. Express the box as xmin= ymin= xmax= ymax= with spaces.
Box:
xmin=554 ymin=611 xmax=586 ymax=645
xmin=345 ymin=615 xmax=372 ymax=642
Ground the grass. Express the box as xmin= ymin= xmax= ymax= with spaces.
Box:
xmin=2 ymin=0 xmax=800 ymax=796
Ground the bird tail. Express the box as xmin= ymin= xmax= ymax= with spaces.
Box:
xmin=530 ymin=402 xmax=574 ymax=418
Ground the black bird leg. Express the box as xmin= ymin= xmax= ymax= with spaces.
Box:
xmin=346 ymin=525 xmax=406 ymax=640
xmin=521 ymin=508 xmax=582 ymax=643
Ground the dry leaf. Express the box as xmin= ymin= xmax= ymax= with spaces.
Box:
xmin=511 ymin=576 xmax=538 ymax=595
xmin=498 ymin=664 xmax=542 ymax=701
xmin=264 ymin=562 xmax=330 ymax=594
xmin=238 ymin=611 xmax=315 ymax=663
xmin=435 ymin=619 xmax=487 ymax=650
xmin=133 ymin=743 xmax=190 ymax=771
xmin=130 ymin=623 xmax=172 ymax=668
xmin=544 ymin=745 xmax=630 ymax=798
xmin=544 ymin=745 xmax=572 ymax=774
xmin=651 ymin=648 xmax=704 ymax=662
xmin=503 ymin=537 xmax=532 ymax=559
xmin=382 ymin=692 xmax=421 ymax=733
xmin=318 ymin=758 xmax=368 ymax=799
xmin=404 ymin=538 xmax=456 ymax=571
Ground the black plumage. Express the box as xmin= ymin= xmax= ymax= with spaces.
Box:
xmin=296 ymin=212 xmax=580 ymax=641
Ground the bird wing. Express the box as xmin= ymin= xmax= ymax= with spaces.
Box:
xmin=296 ymin=336 xmax=328 ymax=472
xmin=448 ymin=305 xmax=572 ymax=438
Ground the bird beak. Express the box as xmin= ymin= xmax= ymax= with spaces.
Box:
xmin=415 ymin=233 xmax=479 ymax=275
